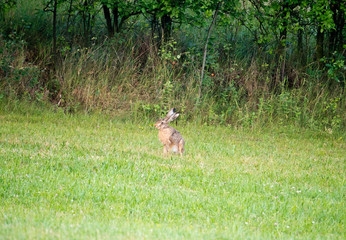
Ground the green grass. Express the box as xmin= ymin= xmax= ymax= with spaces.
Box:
xmin=0 ymin=102 xmax=345 ymax=239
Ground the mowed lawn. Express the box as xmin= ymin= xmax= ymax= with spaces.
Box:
xmin=0 ymin=105 xmax=344 ymax=239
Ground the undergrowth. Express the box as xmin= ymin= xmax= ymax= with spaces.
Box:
xmin=0 ymin=0 xmax=344 ymax=133
xmin=1 ymin=34 xmax=344 ymax=134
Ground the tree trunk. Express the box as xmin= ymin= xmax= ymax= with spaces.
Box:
xmin=278 ymin=26 xmax=287 ymax=83
xmin=197 ymin=2 xmax=221 ymax=104
xmin=102 ymin=4 xmax=114 ymax=37
xmin=151 ymin=13 xmax=160 ymax=47
xmin=316 ymin=25 xmax=324 ymax=67
xmin=82 ymin=0 xmax=93 ymax=46
xmin=329 ymin=1 xmax=337 ymax=54
xmin=277 ymin=2 xmax=290 ymax=83
xmin=66 ymin=0 xmax=73 ymax=48
xmin=66 ymin=0 xmax=73 ymax=35
xmin=297 ymin=27 xmax=306 ymax=66
xmin=112 ymin=6 xmax=119 ymax=33
xmin=329 ymin=0 xmax=344 ymax=53
xmin=85 ymin=12 xmax=91 ymax=45
xmin=52 ymin=0 xmax=57 ymax=65
xmin=278 ymin=26 xmax=287 ymax=56
xmin=336 ymin=17 xmax=344 ymax=53
xmin=161 ymin=14 xmax=172 ymax=43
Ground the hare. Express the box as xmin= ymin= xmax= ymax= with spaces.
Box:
xmin=155 ymin=108 xmax=185 ymax=156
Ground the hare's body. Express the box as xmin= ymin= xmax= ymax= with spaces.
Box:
xmin=155 ymin=108 xmax=185 ymax=156
xmin=158 ymin=125 xmax=185 ymax=155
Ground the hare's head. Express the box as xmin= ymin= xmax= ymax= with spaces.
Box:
xmin=154 ymin=118 xmax=165 ymax=129
xmin=155 ymin=108 xmax=179 ymax=129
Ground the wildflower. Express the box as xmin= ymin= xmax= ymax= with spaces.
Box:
xmin=287 ymin=226 xmax=290 ymax=229
xmin=274 ymin=222 xmax=278 ymax=226
xmin=296 ymin=190 xmax=301 ymax=193
xmin=312 ymin=221 xmax=315 ymax=224
xmin=245 ymin=222 xmax=248 ymax=225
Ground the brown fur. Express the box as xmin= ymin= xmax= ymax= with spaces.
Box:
xmin=155 ymin=108 xmax=185 ymax=156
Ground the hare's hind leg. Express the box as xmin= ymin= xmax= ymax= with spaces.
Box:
xmin=178 ymin=139 xmax=185 ymax=156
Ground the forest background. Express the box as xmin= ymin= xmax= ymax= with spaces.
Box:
xmin=0 ymin=0 xmax=345 ymax=130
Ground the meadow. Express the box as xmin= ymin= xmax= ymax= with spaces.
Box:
xmin=1 ymin=0 xmax=345 ymax=238
xmin=0 ymin=102 xmax=344 ymax=239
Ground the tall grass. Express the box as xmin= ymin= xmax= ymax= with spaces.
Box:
xmin=0 ymin=0 xmax=344 ymax=132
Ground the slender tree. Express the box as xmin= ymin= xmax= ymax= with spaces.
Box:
xmin=197 ymin=1 xmax=221 ymax=104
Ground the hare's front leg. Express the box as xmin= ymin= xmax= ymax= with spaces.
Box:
xmin=163 ymin=145 xmax=169 ymax=155
xmin=162 ymin=140 xmax=171 ymax=155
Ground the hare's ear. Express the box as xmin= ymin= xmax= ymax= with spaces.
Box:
xmin=169 ymin=113 xmax=179 ymax=122
xmin=164 ymin=108 xmax=176 ymax=121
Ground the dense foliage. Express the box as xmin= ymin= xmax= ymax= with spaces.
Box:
xmin=0 ymin=0 xmax=345 ymax=130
